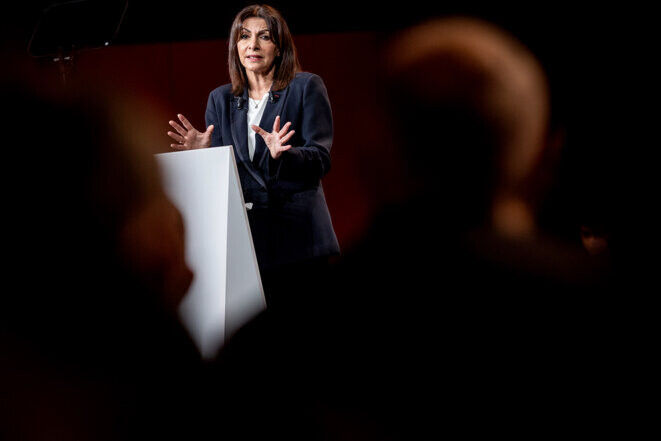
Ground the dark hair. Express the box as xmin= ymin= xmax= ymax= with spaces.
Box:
xmin=228 ymin=4 xmax=301 ymax=96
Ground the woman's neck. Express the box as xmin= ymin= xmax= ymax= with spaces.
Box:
xmin=246 ymin=70 xmax=274 ymax=100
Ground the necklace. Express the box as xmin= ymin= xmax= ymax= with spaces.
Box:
xmin=249 ymin=91 xmax=269 ymax=109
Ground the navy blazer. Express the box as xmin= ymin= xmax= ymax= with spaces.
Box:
xmin=206 ymin=72 xmax=340 ymax=270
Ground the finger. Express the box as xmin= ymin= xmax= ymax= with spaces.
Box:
xmin=205 ymin=124 xmax=214 ymax=134
xmin=251 ymin=124 xmax=268 ymax=137
xmin=280 ymin=129 xmax=295 ymax=144
xmin=167 ymin=131 xmax=185 ymax=144
xmin=169 ymin=120 xmax=187 ymax=136
xmin=278 ymin=121 xmax=292 ymax=137
xmin=273 ymin=115 xmax=280 ymax=132
xmin=269 ymin=144 xmax=291 ymax=159
xmin=170 ymin=143 xmax=188 ymax=151
xmin=178 ymin=114 xmax=194 ymax=131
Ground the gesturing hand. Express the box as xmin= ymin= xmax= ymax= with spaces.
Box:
xmin=252 ymin=115 xmax=295 ymax=160
xmin=167 ymin=114 xmax=214 ymax=150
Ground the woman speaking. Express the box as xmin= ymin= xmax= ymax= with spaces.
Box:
xmin=167 ymin=4 xmax=339 ymax=303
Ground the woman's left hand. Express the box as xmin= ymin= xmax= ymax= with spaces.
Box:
xmin=252 ymin=115 xmax=295 ymax=159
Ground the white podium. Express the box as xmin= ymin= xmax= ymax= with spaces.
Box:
xmin=156 ymin=146 xmax=265 ymax=359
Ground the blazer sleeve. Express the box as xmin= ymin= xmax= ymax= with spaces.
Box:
xmin=269 ymin=74 xmax=333 ymax=182
xmin=205 ymin=91 xmax=224 ymax=148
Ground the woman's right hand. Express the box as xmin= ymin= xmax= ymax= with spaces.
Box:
xmin=167 ymin=114 xmax=214 ymax=150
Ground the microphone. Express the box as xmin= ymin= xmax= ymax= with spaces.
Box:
xmin=269 ymin=90 xmax=277 ymax=103
xmin=236 ymin=96 xmax=245 ymax=109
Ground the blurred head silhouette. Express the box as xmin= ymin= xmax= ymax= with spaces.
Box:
xmin=384 ymin=17 xmax=556 ymax=237
xmin=1 ymin=84 xmax=200 ymax=440
xmin=3 ymin=84 xmax=192 ymax=317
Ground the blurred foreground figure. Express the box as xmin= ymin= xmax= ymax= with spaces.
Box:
xmin=216 ymin=17 xmax=641 ymax=441
xmin=0 ymin=85 xmax=219 ymax=441
xmin=320 ymin=16 xmax=630 ymax=438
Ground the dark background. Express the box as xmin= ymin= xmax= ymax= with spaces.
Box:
xmin=2 ymin=0 xmax=652 ymax=251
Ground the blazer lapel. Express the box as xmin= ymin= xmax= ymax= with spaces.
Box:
xmin=254 ymin=85 xmax=290 ymax=168
xmin=230 ymin=89 xmax=250 ymax=165
xmin=230 ymin=89 xmax=267 ymax=189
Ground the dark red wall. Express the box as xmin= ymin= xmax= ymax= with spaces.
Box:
xmin=7 ymin=31 xmax=409 ymax=252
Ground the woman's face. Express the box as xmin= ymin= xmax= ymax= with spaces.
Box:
xmin=237 ymin=17 xmax=279 ymax=76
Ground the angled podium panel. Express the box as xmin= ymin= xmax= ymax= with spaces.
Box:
xmin=156 ymin=146 xmax=265 ymax=359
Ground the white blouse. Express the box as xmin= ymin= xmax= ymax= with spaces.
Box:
xmin=246 ymin=92 xmax=270 ymax=161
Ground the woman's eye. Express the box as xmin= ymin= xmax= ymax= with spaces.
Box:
xmin=260 ymin=35 xmax=271 ymax=40
xmin=240 ymin=34 xmax=249 ymax=39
